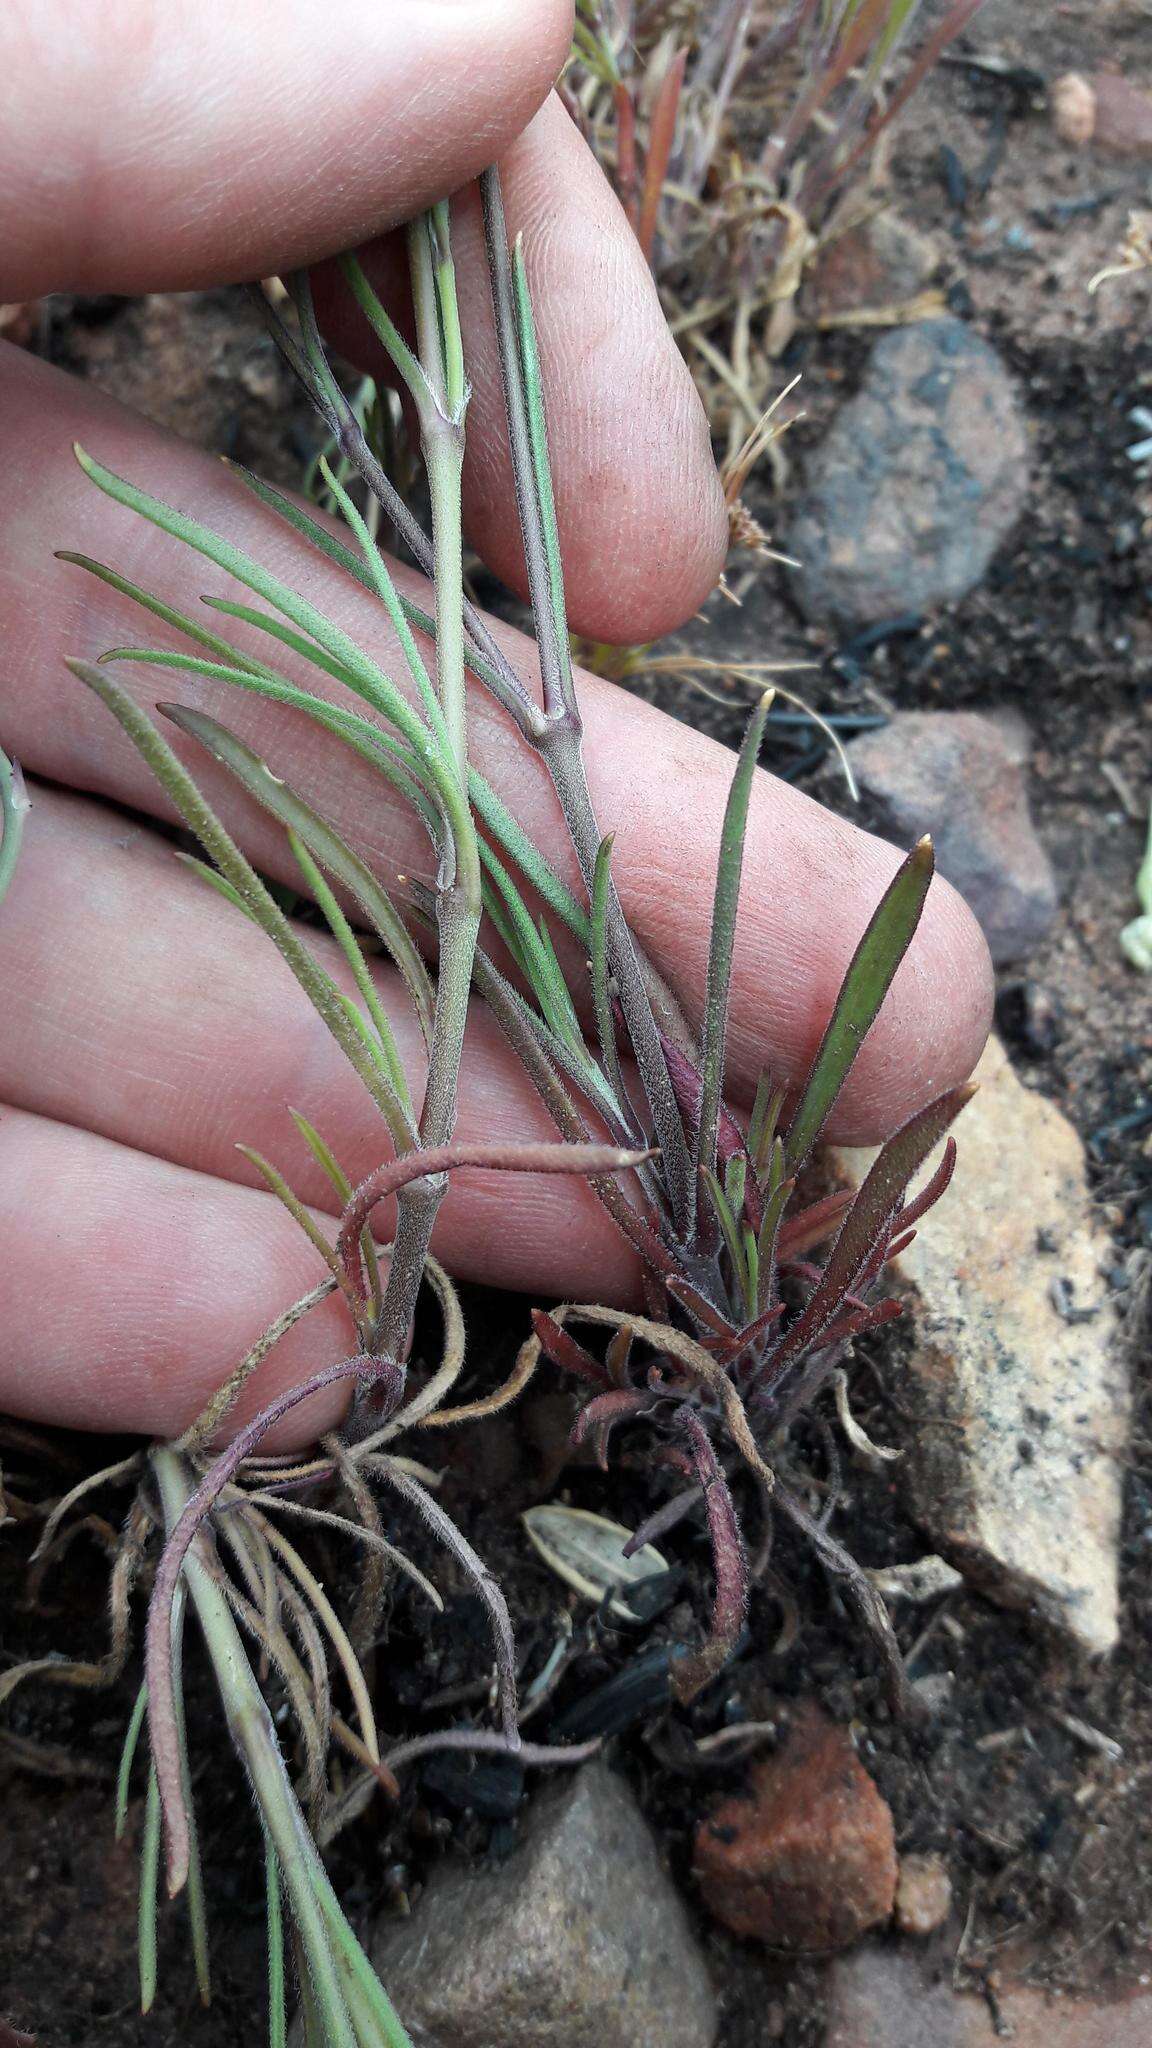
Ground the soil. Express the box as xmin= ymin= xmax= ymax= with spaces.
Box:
xmin=3 ymin=7 xmax=1152 ymax=2047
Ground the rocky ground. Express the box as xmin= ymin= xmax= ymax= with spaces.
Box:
xmin=2 ymin=5 xmax=1151 ymax=2046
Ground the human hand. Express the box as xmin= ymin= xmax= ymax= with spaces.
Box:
xmin=0 ymin=1 xmax=992 ymax=1447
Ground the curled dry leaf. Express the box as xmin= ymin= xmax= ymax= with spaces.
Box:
xmin=522 ymin=1505 xmax=671 ymax=1621
xmin=866 ymin=1556 xmax=963 ymax=1605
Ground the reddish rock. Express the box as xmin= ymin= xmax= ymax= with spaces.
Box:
xmin=693 ymin=1704 xmax=897 ymax=1951
xmin=827 ymin=1946 xmax=1152 ymax=2047
xmin=806 ymin=210 xmax=938 ymax=321
xmin=894 ymin=1854 xmax=953 ymax=1937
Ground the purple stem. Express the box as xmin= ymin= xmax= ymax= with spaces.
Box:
xmin=670 ymin=1410 xmax=749 ymax=1704
xmin=372 ymin=1458 xmax=522 ymax=1748
xmin=336 ymin=1139 xmax=648 ymax=1311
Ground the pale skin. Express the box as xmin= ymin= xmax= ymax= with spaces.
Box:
xmin=0 ymin=1 xmax=993 ymax=1449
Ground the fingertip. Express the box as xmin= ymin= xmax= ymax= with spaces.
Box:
xmin=556 ymin=406 xmax=729 ymax=644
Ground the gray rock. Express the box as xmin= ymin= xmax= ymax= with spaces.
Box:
xmin=787 ymin=318 xmax=1029 ymax=629
xmin=834 ymin=1035 xmax=1128 ymax=1658
xmin=826 ymin=1945 xmax=1152 ymax=2046
xmin=845 ymin=709 xmax=1059 ymax=964
xmin=371 ymin=1762 xmax=717 ymax=2048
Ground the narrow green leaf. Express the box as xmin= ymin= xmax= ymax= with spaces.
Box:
xmin=747 ymin=1071 xmax=785 ymax=1178
xmin=56 ymin=552 xmax=272 ymax=675
xmin=696 ymin=692 xmax=773 ymax=1183
xmin=590 ymin=833 xmax=629 ymax=1110
xmin=73 ymin=448 xmax=461 ymax=819
xmin=478 ymin=844 xmax=620 ymax=1119
xmin=471 ymin=772 xmax=589 ymax=946
xmin=287 ymin=827 xmax=412 ymax=1107
xmin=213 ymin=472 xmax=588 ymax=941
xmin=755 ymin=1136 xmax=792 ymax=1310
xmin=200 ymin=594 xmax=387 ymax=694
xmin=511 ymin=235 xmax=574 ymax=715
xmin=535 ymin=910 xmax=587 ymax=1054
xmin=238 ymin=1146 xmax=342 ymax=1274
xmin=479 ymin=837 xmax=579 ymax=1052
xmin=338 ymin=253 xmax=432 ymax=418
xmin=160 ymin=702 xmax=435 ymax=1056
xmin=174 ymin=851 xmax=261 ymax=925
xmin=743 ymin=1227 xmax=760 ymax=1317
xmin=784 ymin=837 xmax=935 ymax=1172
xmin=288 ymin=1111 xmax=352 ymax=1203
xmin=318 ymin=454 xmax=448 ymax=748
xmin=265 ymin=1838 xmax=286 ymax=2048
xmin=703 ymin=1168 xmax=750 ymax=1304
xmin=138 ymin=1765 xmax=161 ymax=2013
xmin=226 ymin=464 xmax=507 ymax=697
xmin=116 ymin=1681 xmax=149 ymax=1840
xmin=69 ymin=659 xmax=416 ymax=1152
xmin=199 ymin=604 xmax=588 ymax=943
xmin=106 ymin=643 xmax=438 ymax=832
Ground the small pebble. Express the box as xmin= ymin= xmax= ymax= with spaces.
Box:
xmin=894 ymin=1854 xmax=953 ymax=1937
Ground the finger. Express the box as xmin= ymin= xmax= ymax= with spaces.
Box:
xmin=0 ymin=783 xmax=639 ymax=1300
xmin=0 ymin=1107 xmax=355 ymax=1448
xmin=313 ymin=94 xmax=729 ymax=642
xmin=0 ymin=0 xmax=571 ymax=296
xmin=0 ymin=345 xmax=993 ymax=1140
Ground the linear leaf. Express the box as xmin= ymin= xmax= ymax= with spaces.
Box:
xmin=138 ymin=1766 xmax=162 ymax=2013
xmin=697 ymin=691 xmax=772 ymax=1182
xmin=510 ymin=234 xmax=574 ymax=719
xmin=784 ymin=837 xmax=935 ymax=1172
xmin=767 ymin=1083 xmax=973 ymax=1384
xmin=288 ymin=1109 xmax=383 ymax=1317
xmin=68 ymin=661 xmax=414 ymax=1148
xmin=288 ymin=827 xmax=413 ymax=1108
xmin=107 ymin=643 xmax=439 ymax=830
xmin=116 ymin=1681 xmax=149 ymax=1840
xmin=161 ymin=702 xmax=435 ymax=1052
xmin=73 ymin=448 xmax=464 ymax=822
xmin=265 ymin=1839 xmax=286 ymax=2048
xmin=57 ymin=552 xmax=272 ymax=674
xmin=317 ymin=454 xmax=448 ymax=747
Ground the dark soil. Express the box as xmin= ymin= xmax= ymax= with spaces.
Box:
xmin=3 ymin=7 xmax=1152 ymax=2046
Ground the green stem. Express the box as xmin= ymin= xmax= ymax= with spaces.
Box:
xmin=425 ymin=427 xmax=469 ymax=788
xmin=369 ymin=232 xmax=482 ymax=1366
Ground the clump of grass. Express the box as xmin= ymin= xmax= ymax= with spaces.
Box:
xmin=3 ymin=160 xmax=968 ymax=2043
xmin=569 ymin=0 xmax=987 ymax=463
